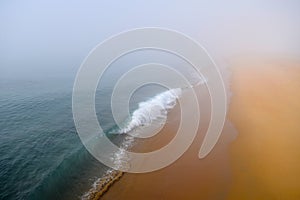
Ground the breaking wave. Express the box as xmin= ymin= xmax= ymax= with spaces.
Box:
xmin=118 ymin=88 xmax=182 ymax=134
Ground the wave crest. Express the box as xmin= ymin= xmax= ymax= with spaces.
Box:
xmin=118 ymin=88 xmax=182 ymax=134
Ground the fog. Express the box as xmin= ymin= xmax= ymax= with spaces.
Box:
xmin=1 ymin=0 xmax=299 ymax=80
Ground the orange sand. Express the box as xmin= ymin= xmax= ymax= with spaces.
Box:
xmin=99 ymin=58 xmax=300 ymax=199
xmin=228 ymin=58 xmax=300 ymax=199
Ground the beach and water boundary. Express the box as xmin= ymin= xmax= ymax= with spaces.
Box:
xmin=85 ymin=57 xmax=300 ymax=200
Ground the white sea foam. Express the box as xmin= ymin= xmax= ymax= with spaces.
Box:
xmin=118 ymin=88 xmax=182 ymax=134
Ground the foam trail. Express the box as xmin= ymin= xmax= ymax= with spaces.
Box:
xmin=118 ymin=88 xmax=182 ymax=134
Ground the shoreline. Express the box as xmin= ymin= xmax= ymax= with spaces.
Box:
xmin=92 ymin=57 xmax=300 ymax=199
xmin=100 ymin=80 xmax=236 ymax=199
xmin=83 ymin=170 xmax=123 ymax=200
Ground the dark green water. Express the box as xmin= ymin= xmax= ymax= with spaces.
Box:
xmin=0 ymin=79 xmax=112 ymax=200
xmin=0 ymin=50 xmax=198 ymax=200
xmin=0 ymin=77 xmax=168 ymax=200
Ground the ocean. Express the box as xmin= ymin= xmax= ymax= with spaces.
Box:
xmin=0 ymin=75 xmax=187 ymax=200
xmin=0 ymin=78 xmax=104 ymax=199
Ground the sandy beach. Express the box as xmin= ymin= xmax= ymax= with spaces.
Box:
xmin=99 ymin=58 xmax=300 ymax=200
xmin=228 ymin=58 xmax=300 ymax=199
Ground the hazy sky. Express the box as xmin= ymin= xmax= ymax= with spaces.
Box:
xmin=1 ymin=0 xmax=299 ymax=79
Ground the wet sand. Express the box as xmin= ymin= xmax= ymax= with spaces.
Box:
xmin=100 ymin=58 xmax=300 ymax=199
